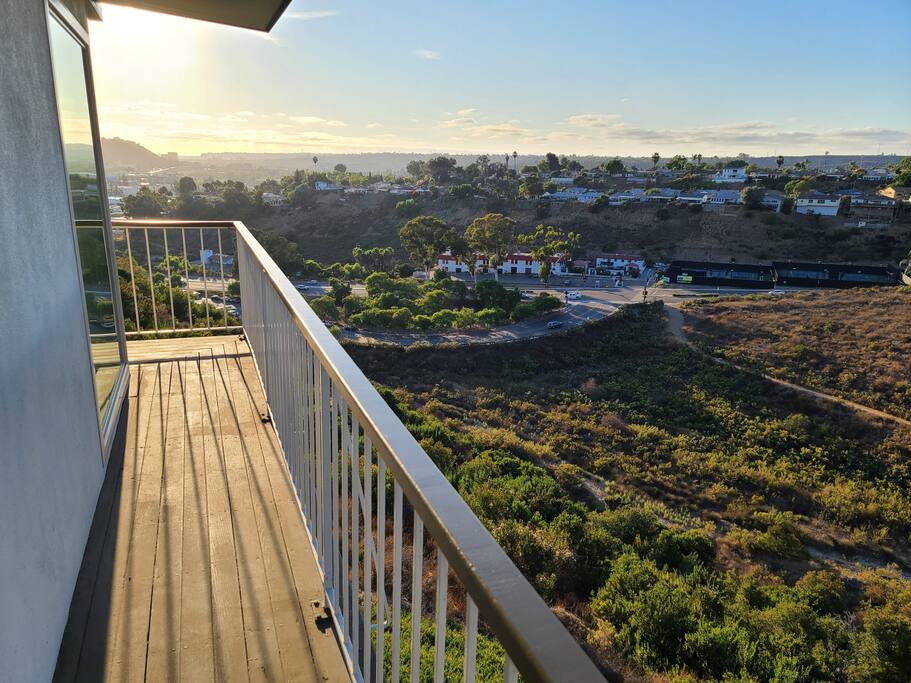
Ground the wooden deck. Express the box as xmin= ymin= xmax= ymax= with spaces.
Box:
xmin=55 ymin=341 xmax=349 ymax=682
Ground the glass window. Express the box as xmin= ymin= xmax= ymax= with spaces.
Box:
xmin=49 ymin=16 xmax=124 ymax=423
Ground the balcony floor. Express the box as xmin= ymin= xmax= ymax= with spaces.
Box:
xmin=55 ymin=339 xmax=349 ymax=682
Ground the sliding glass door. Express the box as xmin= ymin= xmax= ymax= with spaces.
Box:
xmin=48 ymin=8 xmax=127 ymax=450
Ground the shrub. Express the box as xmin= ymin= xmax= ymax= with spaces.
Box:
xmin=308 ymin=295 xmax=340 ymax=321
xmin=430 ymin=309 xmax=458 ymax=328
xmin=795 ymin=570 xmax=845 ymax=615
xmin=477 ymin=307 xmax=508 ymax=326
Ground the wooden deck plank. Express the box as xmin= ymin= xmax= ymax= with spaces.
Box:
xmin=73 ymin=364 xmax=159 ymax=682
xmin=53 ymin=394 xmax=131 ymax=682
xmin=220 ymin=355 xmax=322 ymax=682
xmin=210 ymin=353 xmax=285 ymax=681
xmin=232 ymin=355 xmax=351 ymax=683
xmin=145 ymin=360 xmax=189 ymax=680
xmin=177 ymin=358 xmax=217 ymax=682
xmin=198 ymin=352 xmax=250 ymax=683
xmin=110 ymin=362 xmax=171 ymax=681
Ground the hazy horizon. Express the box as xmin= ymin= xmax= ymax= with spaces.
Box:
xmin=89 ymin=1 xmax=911 ymax=158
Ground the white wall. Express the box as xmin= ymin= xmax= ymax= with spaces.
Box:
xmin=0 ymin=1 xmax=107 ymax=680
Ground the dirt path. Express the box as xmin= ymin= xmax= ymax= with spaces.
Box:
xmin=665 ymin=307 xmax=911 ymax=429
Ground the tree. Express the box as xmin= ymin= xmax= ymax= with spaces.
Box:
xmin=177 ymin=176 xmax=197 ymax=197
xmin=602 ymin=158 xmax=625 ymax=176
xmin=651 ymin=152 xmax=660 ymax=170
xmin=427 ymin=156 xmax=457 ymax=182
xmin=123 ymin=186 xmax=168 ymax=218
xmin=740 ymin=185 xmax=766 ymax=209
xmin=512 ymin=151 xmax=518 ymax=172
xmin=450 ymin=235 xmax=479 ymax=284
xmin=517 ymin=224 xmax=580 ymax=285
xmin=312 ymin=155 xmax=318 ymax=168
xmin=892 ymin=157 xmax=911 ymax=187
xmin=519 ymin=176 xmax=544 ymax=198
xmin=776 ymin=155 xmax=785 ymax=172
xmin=399 ymin=215 xmax=455 ymax=274
xmin=465 ymin=213 xmax=516 ymax=281
xmin=406 ymin=159 xmax=425 ymax=179
xmin=784 ymin=178 xmax=811 ymax=197
xmin=666 ymin=155 xmax=687 ymax=171
xmin=545 ymin=153 xmax=560 ymax=172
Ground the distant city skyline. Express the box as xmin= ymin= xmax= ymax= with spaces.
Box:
xmin=90 ymin=1 xmax=911 ymax=157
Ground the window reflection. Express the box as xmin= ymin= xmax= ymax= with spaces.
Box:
xmin=50 ymin=17 xmax=123 ymax=420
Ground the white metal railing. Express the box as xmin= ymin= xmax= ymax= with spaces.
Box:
xmin=105 ymin=220 xmax=240 ymax=335
xmin=118 ymin=220 xmax=605 ymax=683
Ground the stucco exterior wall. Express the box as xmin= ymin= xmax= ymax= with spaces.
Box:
xmin=0 ymin=0 xmax=107 ymax=680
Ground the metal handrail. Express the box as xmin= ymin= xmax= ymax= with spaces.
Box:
xmin=114 ymin=219 xmax=606 ymax=683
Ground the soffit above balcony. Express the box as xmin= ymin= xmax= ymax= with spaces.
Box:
xmin=99 ymin=0 xmax=290 ymax=31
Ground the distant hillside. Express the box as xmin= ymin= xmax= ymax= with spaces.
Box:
xmin=101 ymin=137 xmax=161 ymax=171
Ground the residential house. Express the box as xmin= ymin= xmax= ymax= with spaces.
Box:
xmin=712 ymin=167 xmax=748 ymax=184
xmin=759 ymin=190 xmax=786 ymax=212
xmin=644 ymin=188 xmax=680 ymax=202
xmin=609 ymin=188 xmax=648 ymax=204
xmin=707 ymin=189 xmax=742 ymax=206
xmin=861 ymin=168 xmax=895 ymax=182
xmin=199 ymin=248 xmax=235 ymax=268
xmin=594 ymin=253 xmax=646 ymax=273
xmin=677 ymin=189 xmax=711 ymax=204
xmin=261 ymin=191 xmax=284 ymax=206
xmin=844 ymin=191 xmax=896 ymax=224
xmin=794 ymin=192 xmax=840 ymax=216
xmin=314 ymin=180 xmax=341 ymax=191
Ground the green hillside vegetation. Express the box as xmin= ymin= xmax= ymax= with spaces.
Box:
xmin=349 ymin=304 xmax=911 ymax=682
xmin=310 ymin=270 xmax=561 ymax=331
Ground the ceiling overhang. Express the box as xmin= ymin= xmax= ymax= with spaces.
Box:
xmin=98 ymin=0 xmax=291 ymax=31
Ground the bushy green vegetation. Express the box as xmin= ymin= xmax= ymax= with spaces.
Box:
xmin=313 ymin=270 xmax=561 ymax=331
xmin=352 ymin=304 xmax=911 ymax=680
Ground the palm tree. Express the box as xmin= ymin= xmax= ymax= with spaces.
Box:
xmin=651 ymin=152 xmax=660 ymax=171
xmin=776 ymin=155 xmax=784 ymax=173
xmin=512 ymin=150 xmax=518 ymax=173
xmin=312 ymin=155 xmax=318 ymax=169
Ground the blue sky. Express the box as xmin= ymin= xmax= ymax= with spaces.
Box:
xmin=90 ymin=0 xmax=911 ymax=156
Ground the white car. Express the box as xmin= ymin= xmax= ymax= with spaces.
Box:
xmin=295 ymin=283 xmax=310 ymax=291
xmin=566 ymin=291 xmax=582 ymax=300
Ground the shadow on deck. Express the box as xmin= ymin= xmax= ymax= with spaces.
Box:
xmin=54 ymin=338 xmax=349 ymax=682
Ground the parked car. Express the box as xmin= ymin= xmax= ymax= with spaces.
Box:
xmin=566 ymin=291 xmax=582 ymax=300
xmin=306 ymin=279 xmax=319 ymax=285
xmin=546 ymin=320 xmax=564 ymax=329
xmin=295 ymin=283 xmax=310 ymax=291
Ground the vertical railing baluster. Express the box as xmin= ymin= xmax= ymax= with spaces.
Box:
xmin=124 ymin=229 xmax=141 ymax=332
xmin=199 ymin=228 xmax=210 ymax=329
xmin=143 ymin=227 xmax=158 ymax=332
xmin=391 ymin=483 xmax=403 ymax=683
xmin=217 ymin=228 xmax=228 ymax=329
xmin=463 ymin=598 xmax=478 ymax=683
xmin=409 ymin=514 xmax=423 ymax=683
xmin=433 ymin=550 xmax=448 ymax=683
xmin=375 ymin=456 xmax=386 ymax=683
xmin=331 ymin=386 xmax=340 ymax=605
xmin=321 ymin=367 xmax=332 ymax=584
xmin=180 ymin=228 xmax=193 ymax=329
xmin=351 ymin=416 xmax=360 ymax=668
xmin=340 ymin=400 xmax=350 ymax=650
xmin=162 ymin=228 xmax=176 ymax=330
xmin=504 ymin=656 xmax=518 ymax=683
xmin=362 ymin=436 xmax=373 ymax=678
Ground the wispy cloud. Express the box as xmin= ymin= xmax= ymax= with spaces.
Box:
xmin=285 ymin=10 xmax=337 ymax=20
xmin=414 ymin=48 xmax=441 ymax=60
xmin=366 ymin=122 xmax=384 ymax=128
xmin=457 ymin=108 xmax=478 ymax=116
xmin=290 ymin=115 xmax=346 ymax=127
